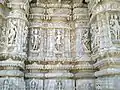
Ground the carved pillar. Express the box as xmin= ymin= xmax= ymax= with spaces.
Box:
xmin=73 ymin=1 xmax=95 ymax=90
xmin=89 ymin=0 xmax=120 ymax=90
xmin=28 ymin=5 xmax=45 ymax=61
xmin=0 ymin=2 xmax=7 ymax=56
xmin=0 ymin=0 xmax=30 ymax=89
xmin=26 ymin=1 xmax=45 ymax=90
xmin=6 ymin=0 xmax=30 ymax=58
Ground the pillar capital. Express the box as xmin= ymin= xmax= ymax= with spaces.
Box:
xmin=7 ymin=0 xmax=30 ymax=12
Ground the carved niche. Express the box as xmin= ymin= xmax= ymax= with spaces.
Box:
xmin=55 ymin=30 xmax=64 ymax=52
xmin=7 ymin=19 xmax=17 ymax=45
xmin=30 ymin=28 xmax=41 ymax=52
xmin=109 ymin=13 xmax=120 ymax=44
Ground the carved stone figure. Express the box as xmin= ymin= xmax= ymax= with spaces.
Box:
xmin=55 ymin=30 xmax=63 ymax=52
xmin=31 ymin=29 xmax=41 ymax=51
xmin=109 ymin=14 xmax=120 ymax=41
xmin=23 ymin=26 xmax=28 ymax=49
xmin=8 ymin=19 xmax=17 ymax=45
xmin=1 ymin=0 xmax=120 ymax=90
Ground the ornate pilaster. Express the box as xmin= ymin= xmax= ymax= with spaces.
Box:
xmin=73 ymin=1 xmax=95 ymax=90
xmin=26 ymin=2 xmax=46 ymax=89
xmin=0 ymin=0 xmax=30 ymax=89
xmin=6 ymin=0 xmax=29 ymax=58
xmin=89 ymin=0 xmax=120 ymax=90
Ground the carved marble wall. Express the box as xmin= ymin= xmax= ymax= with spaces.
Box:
xmin=1 ymin=0 xmax=120 ymax=90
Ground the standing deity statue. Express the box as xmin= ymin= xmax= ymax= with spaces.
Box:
xmin=31 ymin=29 xmax=41 ymax=51
xmin=55 ymin=30 xmax=63 ymax=51
xmin=23 ymin=26 xmax=28 ymax=49
xmin=109 ymin=14 xmax=120 ymax=41
xmin=8 ymin=19 xmax=17 ymax=45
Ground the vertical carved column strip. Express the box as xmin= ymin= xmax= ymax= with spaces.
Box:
xmin=73 ymin=4 xmax=95 ymax=89
xmin=0 ymin=2 xmax=7 ymax=56
xmin=0 ymin=0 xmax=30 ymax=89
xmin=89 ymin=0 xmax=120 ymax=90
xmin=26 ymin=2 xmax=45 ymax=90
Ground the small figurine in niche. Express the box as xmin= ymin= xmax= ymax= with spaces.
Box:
xmin=3 ymin=79 xmax=9 ymax=90
xmin=55 ymin=30 xmax=63 ymax=51
xmin=8 ymin=19 xmax=17 ymax=45
xmin=31 ymin=29 xmax=41 ymax=51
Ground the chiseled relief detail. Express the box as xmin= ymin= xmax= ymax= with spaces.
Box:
xmin=46 ymin=29 xmax=56 ymax=58
xmin=6 ymin=9 xmax=28 ymax=55
xmin=26 ymin=79 xmax=43 ymax=90
xmin=31 ymin=28 xmax=41 ymax=51
xmin=55 ymin=80 xmax=64 ymax=90
xmin=90 ymin=23 xmax=100 ymax=54
xmin=76 ymin=79 xmax=94 ymax=90
xmin=74 ymin=8 xmax=90 ymax=59
xmin=7 ymin=18 xmax=28 ymax=54
xmin=108 ymin=13 xmax=120 ymax=45
xmin=7 ymin=19 xmax=17 ymax=46
xmin=0 ymin=25 xmax=6 ymax=52
xmin=45 ymin=79 xmax=74 ymax=90
xmin=29 ymin=28 xmax=44 ymax=58
xmin=22 ymin=26 xmax=28 ymax=52
xmin=95 ymin=77 xmax=119 ymax=90
xmin=97 ymin=14 xmax=111 ymax=50
xmin=0 ymin=77 xmax=25 ymax=90
xmin=76 ymin=27 xmax=90 ymax=58
xmin=45 ymin=79 xmax=56 ymax=90
xmin=64 ymin=29 xmax=71 ymax=58
xmin=55 ymin=29 xmax=64 ymax=54
xmin=30 ymin=80 xmax=38 ymax=90
xmin=76 ymin=26 xmax=84 ymax=58
xmin=81 ymin=28 xmax=90 ymax=53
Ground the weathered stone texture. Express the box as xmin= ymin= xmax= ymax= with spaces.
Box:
xmin=0 ymin=0 xmax=119 ymax=90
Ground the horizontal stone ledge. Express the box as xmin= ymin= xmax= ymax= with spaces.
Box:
xmin=75 ymin=72 xmax=95 ymax=78
xmin=27 ymin=58 xmax=73 ymax=62
xmin=94 ymin=58 xmax=120 ymax=68
xmin=0 ymin=58 xmax=24 ymax=68
xmin=95 ymin=68 xmax=120 ymax=77
xmin=25 ymin=72 xmax=73 ymax=78
xmin=7 ymin=16 xmax=28 ymax=21
xmin=26 ymin=65 xmax=94 ymax=70
xmin=0 ymin=70 xmax=24 ymax=77
xmin=0 ymin=53 xmax=27 ymax=61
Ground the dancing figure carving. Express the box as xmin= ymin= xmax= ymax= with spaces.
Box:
xmin=8 ymin=19 xmax=17 ymax=45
